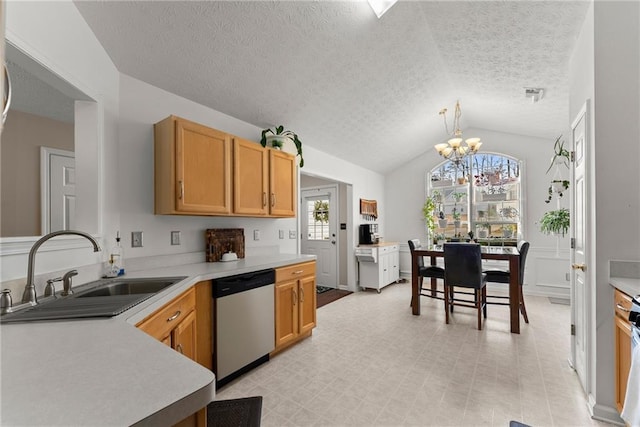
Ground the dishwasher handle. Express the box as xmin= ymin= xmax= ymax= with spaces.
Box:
xmin=212 ymin=269 xmax=275 ymax=298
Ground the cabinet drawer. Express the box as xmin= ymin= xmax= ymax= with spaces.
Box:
xmin=614 ymin=288 xmax=632 ymax=322
xmin=137 ymin=287 xmax=196 ymax=341
xmin=276 ymin=262 xmax=316 ymax=282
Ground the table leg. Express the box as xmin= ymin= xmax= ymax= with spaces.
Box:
xmin=509 ymin=256 xmax=520 ymax=334
xmin=411 ymin=253 xmax=420 ymax=315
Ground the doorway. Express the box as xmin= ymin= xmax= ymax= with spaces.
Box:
xmin=301 ymin=186 xmax=338 ymax=288
xmin=300 ymin=174 xmax=351 ymax=291
xmin=41 ymin=147 xmax=76 ymax=234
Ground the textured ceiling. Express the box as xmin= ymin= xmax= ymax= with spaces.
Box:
xmin=73 ymin=1 xmax=589 ymax=174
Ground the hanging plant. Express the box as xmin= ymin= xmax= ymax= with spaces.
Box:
xmin=544 ymin=180 xmax=570 ymax=203
xmin=546 ymin=135 xmax=570 ymax=173
xmin=539 ymin=208 xmax=570 ymax=237
xmin=422 ymin=196 xmax=436 ymax=235
xmin=313 ymin=200 xmax=329 ymax=223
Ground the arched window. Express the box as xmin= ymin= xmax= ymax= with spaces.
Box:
xmin=426 ymin=152 xmax=524 ymax=244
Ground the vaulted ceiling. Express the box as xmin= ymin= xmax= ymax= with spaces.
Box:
xmin=73 ymin=1 xmax=590 ymax=174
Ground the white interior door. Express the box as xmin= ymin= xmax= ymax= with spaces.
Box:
xmin=41 ymin=147 xmax=75 ymax=233
xmin=570 ymin=102 xmax=589 ymax=392
xmin=301 ymin=187 xmax=338 ymax=288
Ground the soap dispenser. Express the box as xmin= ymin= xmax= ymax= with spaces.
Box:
xmin=105 ymin=232 xmax=124 ymax=278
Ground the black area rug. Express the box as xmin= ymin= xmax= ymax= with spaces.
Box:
xmin=207 ymin=396 xmax=262 ymax=427
xmin=316 ymin=285 xmax=333 ymax=294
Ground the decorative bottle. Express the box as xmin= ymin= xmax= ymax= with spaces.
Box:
xmin=105 ymin=232 xmax=124 ymax=277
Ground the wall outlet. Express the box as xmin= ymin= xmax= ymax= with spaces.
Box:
xmin=131 ymin=231 xmax=143 ymax=248
xmin=279 ymin=230 xmax=284 ymax=239
xmin=289 ymin=230 xmax=296 ymax=239
xmin=171 ymin=231 xmax=181 ymax=245
xmin=253 ymin=229 xmax=260 ymax=241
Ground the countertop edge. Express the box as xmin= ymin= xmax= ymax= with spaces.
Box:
xmin=610 ymin=276 xmax=640 ymax=297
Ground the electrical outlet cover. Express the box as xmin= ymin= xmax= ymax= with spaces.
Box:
xmin=131 ymin=231 xmax=143 ymax=248
xmin=171 ymin=231 xmax=181 ymax=245
xmin=289 ymin=230 xmax=296 ymax=239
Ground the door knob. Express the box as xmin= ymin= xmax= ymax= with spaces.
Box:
xmin=571 ymin=263 xmax=586 ymax=271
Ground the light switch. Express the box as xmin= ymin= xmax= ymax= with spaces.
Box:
xmin=289 ymin=230 xmax=297 ymax=239
xmin=131 ymin=231 xmax=143 ymax=248
xmin=171 ymin=231 xmax=181 ymax=245
xmin=253 ymin=230 xmax=260 ymax=241
xmin=279 ymin=230 xmax=285 ymax=239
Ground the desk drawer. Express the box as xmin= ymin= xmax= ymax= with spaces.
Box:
xmin=614 ymin=288 xmax=632 ymax=322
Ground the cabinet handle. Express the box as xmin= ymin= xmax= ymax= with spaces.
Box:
xmin=262 ymin=192 xmax=267 ymax=207
xmin=178 ymin=181 xmax=184 ymax=200
xmin=271 ymin=193 xmax=276 ymax=207
xmin=293 ymin=290 xmax=297 ymax=306
xmin=300 ymin=288 xmax=305 ymax=303
xmin=616 ymin=303 xmax=630 ymax=312
xmin=167 ymin=310 xmax=181 ymax=322
xmin=176 ymin=344 xmax=184 ymax=354
xmin=292 ymin=270 xmax=304 ymax=275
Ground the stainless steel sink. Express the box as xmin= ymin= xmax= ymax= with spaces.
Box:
xmin=75 ymin=278 xmax=180 ymax=298
xmin=1 ymin=276 xmax=186 ymax=323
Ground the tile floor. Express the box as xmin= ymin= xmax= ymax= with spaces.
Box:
xmin=216 ymin=281 xmax=613 ymax=426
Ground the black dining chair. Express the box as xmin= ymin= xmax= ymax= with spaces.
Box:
xmin=484 ymin=240 xmax=530 ymax=323
xmin=443 ymin=242 xmax=487 ymax=330
xmin=408 ymin=239 xmax=445 ymax=305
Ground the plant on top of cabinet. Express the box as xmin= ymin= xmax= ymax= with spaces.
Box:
xmin=260 ymin=125 xmax=304 ymax=167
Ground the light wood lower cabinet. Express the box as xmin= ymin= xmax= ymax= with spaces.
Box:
xmin=614 ymin=288 xmax=633 ymax=414
xmin=274 ymin=261 xmax=316 ymax=352
xmin=137 ymin=282 xmax=212 ymax=427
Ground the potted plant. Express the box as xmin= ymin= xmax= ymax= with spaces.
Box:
xmin=260 ymin=125 xmax=304 ymax=167
xmin=437 ymin=211 xmax=448 ymax=229
xmin=502 ymin=223 xmax=515 ymax=238
xmin=422 ymin=196 xmax=436 ymax=238
xmin=539 ymin=208 xmax=570 ymax=237
xmin=546 ymin=135 xmax=570 ymax=173
xmin=477 ymin=222 xmax=490 ymax=238
xmin=452 ymin=207 xmax=462 ymax=228
xmin=545 ymin=180 xmax=570 ymax=203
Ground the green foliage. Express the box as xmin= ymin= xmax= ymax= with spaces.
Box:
xmin=546 ymin=135 xmax=570 ymax=174
xmin=545 ymin=180 xmax=570 ymax=203
xmin=313 ymin=200 xmax=329 ymax=223
xmin=260 ymin=126 xmax=304 ymax=167
xmin=539 ymin=208 xmax=570 ymax=237
xmin=422 ymin=197 xmax=436 ymax=234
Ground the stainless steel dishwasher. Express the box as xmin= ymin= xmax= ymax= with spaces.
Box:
xmin=212 ymin=269 xmax=275 ymax=388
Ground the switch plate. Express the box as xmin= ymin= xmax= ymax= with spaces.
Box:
xmin=289 ymin=230 xmax=296 ymax=239
xmin=131 ymin=231 xmax=143 ymax=248
xmin=253 ymin=230 xmax=260 ymax=241
xmin=171 ymin=231 xmax=181 ymax=245
xmin=279 ymin=230 xmax=284 ymax=239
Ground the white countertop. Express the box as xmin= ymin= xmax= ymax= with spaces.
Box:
xmin=610 ymin=276 xmax=640 ymax=298
xmin=1 ymin=254 xmax=315 ymax=426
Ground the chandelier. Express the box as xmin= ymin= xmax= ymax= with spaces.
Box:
xmin=434 ymin=100 xmax=482 ymax=164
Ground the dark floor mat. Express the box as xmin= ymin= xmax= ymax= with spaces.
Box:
xmin=207 ymin=396 xmax=262 ymax=427
xmin=316 ymin=285 xmax=333 ymax=294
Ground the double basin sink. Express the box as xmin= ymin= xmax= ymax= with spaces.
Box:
xmin=1 ymin=276 xmax=187 ymax=323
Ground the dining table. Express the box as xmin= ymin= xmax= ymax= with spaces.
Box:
xmin=411 ymin=244 xmax=522 ymax=334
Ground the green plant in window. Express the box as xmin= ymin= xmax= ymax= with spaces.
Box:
xmin=313 ymin=200 xmax=329 ymax=223
xmin=422 ymin=196 xmax=436 ymax=235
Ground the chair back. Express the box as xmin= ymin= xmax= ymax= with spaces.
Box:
xmin=516 ymin=240 xmax=530 ymax=285
xmin=444 ymin=243 xmax=483 ymax=289
xmin=408 ymin=239 xmax=424 ymax=268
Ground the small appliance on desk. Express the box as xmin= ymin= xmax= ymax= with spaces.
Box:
xmin=359 ymin=223 xmax=379 ymax=245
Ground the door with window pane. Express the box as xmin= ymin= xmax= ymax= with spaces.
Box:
xmin=301 ymin=187 xmax=337 ymax=288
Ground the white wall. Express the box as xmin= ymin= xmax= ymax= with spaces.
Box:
xmin=1 ymin=1 xmax=119 ymax=293
xmin=575 ymin=1 xmax=640 ymax=422
xmin=385 ymin=127 xmax=572 ymax=297
xmin=117 ymin=74 xmax=298 ymax=260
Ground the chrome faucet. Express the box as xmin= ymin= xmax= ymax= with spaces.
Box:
xmin=21 ymin=230 xmax=101 ymax=305
xmin=61 ymin=269 xmax=78 ymax=297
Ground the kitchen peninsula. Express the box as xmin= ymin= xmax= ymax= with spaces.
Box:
xmin=1 ymin=254 xmax=314 ymax=426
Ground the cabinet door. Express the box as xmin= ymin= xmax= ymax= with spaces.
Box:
xmin=275 ymin=280 xmax=298 ymax=349
xmin=298 ymin=275 xmax=317 ymax=334
xmin=233 ymin=138 xmax=268 ymax=215
xmin=175 ymin=118 xmax=231 ymax=214
xmin=173 ymin=310 xmax=197 ymax=361
xmin=269 ymin=150 xmax=296 ymax=217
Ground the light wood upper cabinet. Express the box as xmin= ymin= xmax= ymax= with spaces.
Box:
xmin=154 ymin=116 xmax=232 ymax=215
xmin=269 ymin=150 xmax=297 ymax=217
xmin=233 ymin=137 xmax=296 ymax=218
xmin=233 ymin=137 xmax=269 ymax=216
